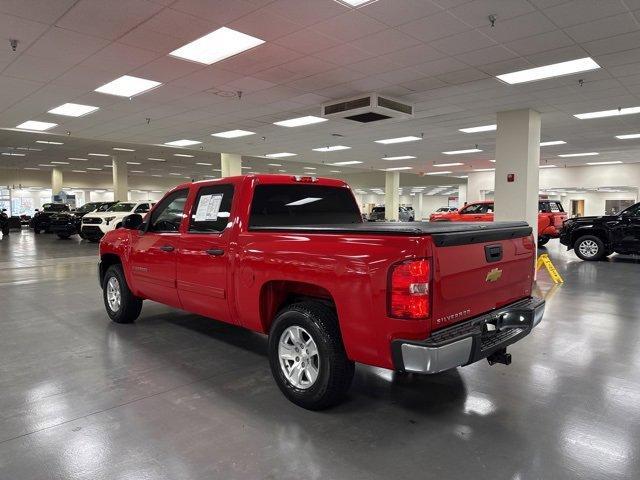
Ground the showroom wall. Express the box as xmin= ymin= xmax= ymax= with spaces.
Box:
xmin=355 ymin=193 xmax=453 ymax=220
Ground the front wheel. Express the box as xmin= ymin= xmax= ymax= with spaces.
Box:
xmin=103 ymin=264 xmax=143 ymax=323
xmin=268 ymin=302 xmax=354 ymax=410
xmin=575 ymin=235 xmax=605 ymax=261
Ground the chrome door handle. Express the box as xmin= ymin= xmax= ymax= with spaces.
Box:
xmin=205 ymin=249 xmax=224 ymax=256
xmin=160 ymin=245 xmax=174 ymax=252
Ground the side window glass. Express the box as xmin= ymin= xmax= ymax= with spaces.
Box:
xmin=189 ymin=185 xmax=234 ymax=233
xmin=134 ymin=203 xmax=149 ymax=213
xmin=148 ymin=190 xmax=188 ymax=233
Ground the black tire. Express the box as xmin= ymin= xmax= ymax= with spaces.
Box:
xmin=1 ymin=225 xmax=9 ymax=236
xmin=574 ymin=235 xmax=605 ymax=261
xmin=268 ymin=301 xmax=354 ymax=410
xmin=102 ymin=264 xmax=143 ymax=324
xmin=57 ymin=234 xmax=71 ymax=240
xmin=115 ymin=222 xmax=122 ymax=229
xmin=538 ymin=236 xmax=550 ymax=246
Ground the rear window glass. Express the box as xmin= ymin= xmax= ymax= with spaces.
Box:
xmin=249 ymin=184 xmax=361 ymax=227
xmin=540 ymin=201 xmax=564 ymax=213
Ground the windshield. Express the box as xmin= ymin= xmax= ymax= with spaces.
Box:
xmin=621 ymin=202 xmax=640 ymax=217
xmin=76 ymin=203 xmax=99 ymax=213
xmin=42 ymin=203 xmax=69 ymax=212
xmin=107 ymin=203 xmax=135 ymax=212
xmin=97 ymin=203 xmax=114 ymax=212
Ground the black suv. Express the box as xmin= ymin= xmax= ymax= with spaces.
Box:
xmin=49 ymin=201 xmax=117 ymax=239
xmin=560 ymin=202 xmax=640 ymax=261
xmin=30 ymin=203 xmax=71 ymax=233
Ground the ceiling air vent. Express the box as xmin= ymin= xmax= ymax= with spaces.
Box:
xmin=321 ymin=93 xmax=413 ymax=123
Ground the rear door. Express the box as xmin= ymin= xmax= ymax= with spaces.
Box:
xmin=458 ymin=203 xmax=494 ymax=221
xmin=128 ymin=189 xmax=188 ymax=308
xmin=176 ymin=183 xmax=235 ymax=324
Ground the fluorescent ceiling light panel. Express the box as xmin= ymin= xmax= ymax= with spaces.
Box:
xmin=24 ymin=167 xmax=40 ymax=170
xmin=35 ymin=140 xmax=63 ymax=145
xmin=312 ymin=145 xmax=351 ymax=152
xmin=113 ymin=147 xmax=135 ymax=152
xmin=473 ymin=168 xmax=495 ymax=172
xmin=170 ymin=27 xmax=264 ymax=65
xmin=165 ymin=139 xmax=201 ymax=147
xmin=443 ymin=148 xmax=482 ymax=155
xmin=616 ymin=133 xmax=640 ymax=139
xmin=382 ymin=166 xmax=412 ymax=171
xmin=86 ymin=167 xmax=102 ymax=170
xmin=95 ymin=75 xmax=161 ymax=97
xmin=539 ymin=165 xmax=557 ymax=168
xmin=558 ymin=152 xmax=598 ymax=157
xmin=265 ymin=152 xmax=297 ymax=158
xmin=375 ymin=136 xmax=421 ymax=144
xmin=303 ymin=167 xmax=316 ymax=170
xmin=434 ymin=162 xmax=463 ymax=167
xmin=147 ymin=157 xmax=166 ymax=161
xmin=586 ymin=161 xmax=622 ymax=165
xmin=459 ymin=124 xmax=496 ymax=133
xmin=286 ymin=197 xmax=322 ymax=206
xmin=268 ymin=163 xmax=282 ymax=167
xmin=496 ymin=57 xmax=600 ymax=85
xmin=329 ymin=170 xmax=341 ymax=173
xmin=274 ymin=116 xmax=328 ymax=127
xmin=68 ymin=157 xmax=87 ymax=161
xmin=126 ymin=162 xmax=141 ymax=165
xmin=196 ymin=162 xmax=212 ymax=166
xmin=16 ymin=120 xmax=57 ymax=131
xmin=1 ymin=152 xmax=25 ymax=156
xmin=88 ymin=153 xmax=110 ymax=157
xmin=335 ymin=0 xmax=378 ymax=7
xmin=575 ymin=106 xmax=640 ymax=120
xmin=71 ymin=170 xmax=85 ymax=173
xmin=47 ymin=103 xmax=99 ymax=117
xmin=50 ymin=161 xmax=69 ymax=164
xmin=174 ymin=153 xmax=194 ymax=157
xmin=329 ymin=161 xmax=362 ymax=166
xmin=425 ymin=171 xmax=452 ymax=175
xmin=211 ymin=129 xmax=255 ymax=138
xmin=540 ymin=140 xmax=566 ymax=146
xmin=383 ymin=155 xmax=416 ymax=161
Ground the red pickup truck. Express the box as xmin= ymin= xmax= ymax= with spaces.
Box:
xmin=99 ymin=175 xmax=544 ymax=409
xmin=429 ymin=200 xmax=568 ymax=245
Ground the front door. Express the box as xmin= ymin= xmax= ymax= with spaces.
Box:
xmin=177 ymin=184 xmax=235 ymax=324
xmin=129 ymin=189 xmax=189 ymax=308
xmin=615 ymin=204 xmax=640 ymax=253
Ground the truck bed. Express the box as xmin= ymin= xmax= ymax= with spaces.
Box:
xmin=249 ymin=221 xmax=532 ymax=246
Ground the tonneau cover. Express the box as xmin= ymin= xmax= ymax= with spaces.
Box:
xmin=249 ymin=221 xmax=532 ymax=246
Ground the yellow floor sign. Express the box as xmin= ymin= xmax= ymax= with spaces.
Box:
xmin=536 ymin=254 xmax=564 ymax=284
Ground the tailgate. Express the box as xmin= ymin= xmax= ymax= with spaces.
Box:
xmin=430 ymin=231 xmax=535 ymax=330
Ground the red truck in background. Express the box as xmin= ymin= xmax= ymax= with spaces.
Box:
xmin=99 ymin=175 xmax=544 ymax=409
xmin=429 ymin=200 xmax=568 ymax=246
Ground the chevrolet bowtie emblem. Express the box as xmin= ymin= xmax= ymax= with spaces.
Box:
xmin=486 ymin=268 xmax=503 ymax=282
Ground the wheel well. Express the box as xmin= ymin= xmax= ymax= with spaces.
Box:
xmin=259 ymin=280 xmax=336 ymax=333
xmin=99 ymin=253 xmax=121 ymax=285
xmin=572 ymin=229 xmax=609 ymax=246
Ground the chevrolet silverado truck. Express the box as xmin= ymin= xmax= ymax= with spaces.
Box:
xmin=99 ymin=175 xmax=544 ymax=409
xmin=429 ymin=200 xmax=567 ymax=246
xmin=560 ymin=201 xmax=640 ymax=260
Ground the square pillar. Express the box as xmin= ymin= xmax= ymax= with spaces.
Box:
xmin=414 ymin=192 xmax=423 ymax=220
xmin=494 ymin=109 xmax=540 ymax=241
xmin=221 ymin=153 xmax=242 ymax=177
xmin=51 ymin=168 xmax=63 ymax=197
xmin=112 ymin=157 xmax=128 ymax=202
xmin=458 ymin=184 xmax=467 ymax=207
xmin=385 ymin=171 xmax=399 ymax=221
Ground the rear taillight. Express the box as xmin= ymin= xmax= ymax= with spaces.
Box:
xmin=388 ymin=259 xmax=430 ymax=319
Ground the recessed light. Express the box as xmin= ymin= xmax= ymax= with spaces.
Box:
xmin=496 ymin=57 xmax=600 ymax=85
xmin=48 ymin=103 xmax=99 ymax=117
xmin=383 ymin=155 xmax=416 ymax=161
xmin=375 ymin=136 xmax=421 ymax=144
xmin=86 ymin=167 xmax=102 ymax=170
xmin=265 ymin=152 xmax=297 ymax=158
xmin=489 ymin=159 xmax=496 ymax=163
xmin=586 ymin=160 xmax=622 ymax=165
xmin=268 ymin=163 xmax=282 ymax=167
xmin=381 ymin=166 xmax=412 ymax=171
xmin=615 ymin=133 xmax=640 ymax=139
xmin=174 ymin=153 xmax=194 ymax=158
xmin=539 ymin=165 xmax=557 ymax=168
xmin=113 ymin=147 xmax=135 ymax=152
xmin=433 ymin=162 xmax=463 ymax=167
xmin=71 ymin=170 xmax=86 ymax=173
xmin=1 ymin=152 xmax=26 ymax=156
xmin=473 ymin=168 xmax=495 ymax=172
xmin=575 ymin=106 xmax=640 ymax=120
xmin=329 ymin=170 xmax=342 ymax=173
xmin=170 ymin=27 xmax=264 ymax=65
xmin=126 ymin=162 xmax=141 ymax=165
xmin=50 ymin=161 xmax=69 ymax=164
xmin=540 ymin=140 xmax=566 ymax=146
xmin=274 ymin=116 xmax=328 ymax=128
xmin=459 ymin=124 xmax=496 ymax=133
xmin=147 ymin=157 xmax=166 ymax=161
xmin=443 ymin=148 xmax=482 ymax=155
xmin=103 ymin=164 xmax=113 ymax=168
xmin=16 ymin=120 xmax=57 ymax=131
xmin=303 ymin=167 xmax=317 ymax=170
xmin=35 ymin=140 xmax=64 ymax=145
xmin=312 ymin=145 xmax=351 ymax=152
xmin=95 ymin=75 xmax=161 ymax=97
xmin=88 ymin=153 xmax=110 ymax=157
xmin=38 ymin=164 xmax=55 ymax=167
xmin=211 ymin=129 xmax=255 ymax=138
xmin=169 ymin=173 xmax=183 ymax=176
xmin=130 ymin=170 xmax=144 ymax=173
xmin=425 ymin=171 xmax=452 ymax=175
xmin=24 ymin=167 xmax=40 ymax=170
xmin=558 ymin=152 xmax=599 ymax=157
xmin=151 ymin=174 xmax=162 ymax=177
xmin=329 ymin=161 xmax=362 ymax=166
xmin=196 ymin=162 xmax=213 ymax=166
xmin=165 ymin=139 xmax=201 ymax=147
xmin=68 ymin=157 xmax=87 ymax=161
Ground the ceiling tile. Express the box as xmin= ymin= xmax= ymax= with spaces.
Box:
xmin=313 ymin=44 xmax=374 ymax=65
xmin=142 ymin=8 xmax=220 ymax=41
xmin=272 ymin=29 xmax=341 ymax=54
xmin=505 ymin=30 xmax=576 ymax=56
xmin=3 ymin=54 xmax=75 ymax=82
xmin=312 ymin=10 xmax=388 ymax=42
xmin=350 ymin=29 xmax=421 ymax=55
xmin=25 ymin=27 xmax=110 ymax=64
xmin=81 ymin=42 xmax=160 ymax=74
xmin=430 ymin=30 xmax=496 ymax=56
xmin=228 ymin=8 xmax=304 ymax=41
xmin=564 ymin=13 xmax=638 ymax=43
xmin=479 ymin=11 xmax=558 ymax=43
xmin=542 ymin=0 xmax=628 ymax=28
xmin=413 ymin=57 xmax=468 ymax=76
xmin=359 ymin=0 xmax=441 ymax=27
xmin=0 ymin=0 xmax=76 ymax=24
xmin=582 ymin=30 xmax=640 ymax=56
xmin=262 ymin=0 xmax=345 ymax=26
xmin=382 ymin=43 xmax=447 ymax=67
xmin=399 ymin=11 xmax=470 ymax=43
xmin=455 ymin=45 xmax=517 ymax=67
xmin=170 ymin=0 xmax=261 ymax=24
xmin=448 ymin=0 xmax=535 ymax=27
xmin=436 ymin=67 xmax=490 ymax=84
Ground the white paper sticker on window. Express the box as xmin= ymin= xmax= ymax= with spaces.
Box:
xmin=194 ymin=194 xmax=223 ymax=221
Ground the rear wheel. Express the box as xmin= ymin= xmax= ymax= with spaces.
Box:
xmin=575 ymin=235 xmax=605 ymax=261
xmin=1 ymin=225 xmax=9 ymax=236
xmin=103 ymin=264 xmax=142 ymax=323
xmin=538 ymin=236 xmax=550 ymax=246
xmin=268 ymin=301 xmax=354 ymax=410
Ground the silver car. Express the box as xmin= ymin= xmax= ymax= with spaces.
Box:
xmin=368 ymin=206 xmax=415 ymax=222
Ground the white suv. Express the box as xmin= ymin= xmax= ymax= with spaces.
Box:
xmin=81 ymin=201 xmax=153 ymax=242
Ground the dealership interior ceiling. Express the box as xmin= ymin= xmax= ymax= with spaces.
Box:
xmin=2 ymin=0 xmax=640 ymax=183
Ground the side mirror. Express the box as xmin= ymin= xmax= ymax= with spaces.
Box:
xmin=122 ymin=213 xmax=143 ymax=230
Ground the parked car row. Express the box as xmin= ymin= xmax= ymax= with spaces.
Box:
xmin=367 ymin=205 xmax=415 ymax=222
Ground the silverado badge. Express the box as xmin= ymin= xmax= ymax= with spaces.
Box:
xmin=486 ymin=268 xmax=503 ymax=282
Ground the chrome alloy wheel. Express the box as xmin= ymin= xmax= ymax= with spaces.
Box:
xmin=578 ymin=239 xmax=599 ymax=258
xmin=106 ymin=276 xmax=122 ymax=312
xmin=278 ymin=326 xmax=320 ymax=389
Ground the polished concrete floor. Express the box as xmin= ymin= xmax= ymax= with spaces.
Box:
xmin=1 ymin=229 xmax=639 ymax=480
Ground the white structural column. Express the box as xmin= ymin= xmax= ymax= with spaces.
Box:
xmin=112 ymin=157 xmax=128 ymax=202
xmin=51 ymin=168 xmax=63 ymax=195
xmin=221 ymin=153 xmax=242 ymax=177
xmin=494 ymin=109 xmax=541 ymax=240
xmin=414 ymin=192 xmax=423 ymax=220
xmin=385 ymin=171 xmax=400 ymax=221
xmin=458 ymin=183 xmax=467 ymax=207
